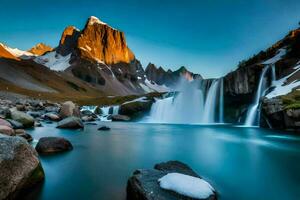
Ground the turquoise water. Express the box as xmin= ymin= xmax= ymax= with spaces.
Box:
xmin=25 ymin=122 xmax=300 ymax=200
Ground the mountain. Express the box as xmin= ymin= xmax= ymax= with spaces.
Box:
xmin=145 ymin=63 xmax=202 ymax=87
xmin=0 ymin=16 xmax=200 ymax=102
xmin=28 ymin=43 xmax=53 ymax=55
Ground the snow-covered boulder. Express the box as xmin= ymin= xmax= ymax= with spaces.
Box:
xmin=127 ymin=160 xmax=217 ymax=200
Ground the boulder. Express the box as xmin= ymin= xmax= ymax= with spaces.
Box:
xmin=110 ymin=114 xmax=130 ymax=122
xmin=119 ymin=100 xmax=153 ymax=120
xmin=94 ymin=106 xmax=103 ymax=115
xmin=44 ymin=113 xmax=60 ymax=121
xmin=127 ymin=161 xmax=217 ymax=200
xmin=0 ymin=118 xmax=13 ymax=128
xmin=35 ymin=137 xmax=73 ymax=154
xmin=0 ymin=125 xmax=15 ymax=136
xmin=59 ymin=101 xmax=81 ymax=119
xmin=98 ymin=126 xmax=110 ymax=131
xmin=27 ymin=111 xmax=43 ymax=118
xmin=10 ymin=108 xmax=35 ymax=128
xmin=57 ymin=116 xmax=84 ymax=129
xmin=0 ymin=107 xmax=11 ymax=118
xmin=81 ymin=110 xmax=97 ymax=118
xmin=82 ymin=115 xmax=95 ymax=122
xmin=15 ymin=129 xmax=33 ymax=142
xmin=0 ymin=134 xmax=44 ymax=199
xmin=7 ymin=119 xmax=24 ymax=129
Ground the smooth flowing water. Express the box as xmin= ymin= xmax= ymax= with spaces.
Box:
xmin=245 ymin=66 xmax=269 ymax=126
xmin=24 ymin=122 xmax=300 ymax=200
xmin=203 ymin=80 xmax=219 ymax=123
xmin=147 ymin=79 xmax=204 ymax=123
xmin=219 ymin=78 xmax=224 ymax=123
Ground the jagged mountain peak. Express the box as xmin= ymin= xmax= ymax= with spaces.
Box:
xmin=87 ymin=16 xmax=107 ymax=26
xmin=28 ymin=43 xmax=53 ymax=56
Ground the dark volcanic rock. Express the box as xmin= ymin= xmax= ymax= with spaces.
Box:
xmin=57 ymin=116 xmax=84 ymax=129
xmin=127 ymin=161 xmax=216 ymax=200
xmin=0 ymin=134 xmax=44 ymax=199
xmin=35 ymin=137 xmax=73 ymax=154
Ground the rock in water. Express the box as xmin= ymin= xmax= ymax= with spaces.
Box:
xmin=59 ymin=101 xmax=81 ymax=119
xmin=10 ymin=108 xmax=35 ymax=128
xmin=35 ymin=137 xmax=73 ymax=154
xmin=110 ymin=114 xmax=130 ymax=121
xmin=57 ymin=116 xmax=84 ymax=129
xmin=98 ymin=126 xmax=110 ymax=131
xmin=0 ymin=134 xmax=44 ymax=199
xmin=127 ymin=161 xmax=217 ymax=200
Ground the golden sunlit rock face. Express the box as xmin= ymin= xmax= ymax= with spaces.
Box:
xmin=28 ymin=43 xmax=53 ymax=56
xmin=0 ymin=44 xmax=19 ymax=60
xmin=77 ymin=16 xmax=135 ymax=64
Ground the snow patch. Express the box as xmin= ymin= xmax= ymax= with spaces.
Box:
xmin=143 ymin=79 xmax=170 ymax=93
xmin=266 ymin=66 xmax=300 ymax=98
xmin=122 ymin=97 xmax=149 ymax=105
xmin=88 ymin=16 xmax=106 ymax=25
xmin=158 ymin=173 xmax=214 ymax=199
xmin=262 ymin=48 xmax=286 ymax=65
xmin=0 ymin=43 xmax=35 ymax=59
xmin=34 ymin=51 xmax=71 ymax=71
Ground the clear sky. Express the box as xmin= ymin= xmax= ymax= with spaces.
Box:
xmin=1 ymin=0 xmax=300 ymax=78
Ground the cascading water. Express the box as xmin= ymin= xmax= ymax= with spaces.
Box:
xmin=219 ymin=78 xmax=224 ymax=123
xmin=271 ymin=64 xmax=276 ymax=85
xmin=146 ymin=78 xmax=205 ymax=123
xmin=203 ymin=80 xmax=219 ymax=123
xmin=244 ymin=66 xmax=270 ymax=126
xmin=146 ymin=77 xmax=224 ymax=124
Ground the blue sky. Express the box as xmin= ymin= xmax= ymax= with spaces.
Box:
xmin=1 ymin=0 xmax=300 ymax=78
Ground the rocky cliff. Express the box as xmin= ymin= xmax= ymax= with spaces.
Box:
xmin=28 ymin=43 xmax=53 ymax=56
xmin=223 ymin=28 xmax=300 ymax=129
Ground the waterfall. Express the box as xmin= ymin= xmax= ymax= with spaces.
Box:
xmin=271 ymin=64 xmax=276 ymax=85
xmin=244 ymin=66 xmax=269 ymax=126
xmin=203 ymin=80 xmax=219 ymax=123
xmin=219 ymin=78 xmax=224 ymax=123
xmin=146 ymin=78 xmax=205 ymax=124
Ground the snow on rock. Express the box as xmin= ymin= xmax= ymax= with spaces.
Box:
xmin=88 ymin=16 xmax=107 ymax=25
xmin=34 ymin=51 xmax=71 ymax=71
xmin=122 ymin=97 xmax=149 ymax=105
xmin=0 ymin=43 xmax=35 ymax=59
xmin=266 ymin=65 xmax=300 ymax=98
xmin=262 ymin=48 xmax=286 ymax=65
xmin=140 ymin=79 xmax=170 ymax=93
xmin=158 ymin=173 xmax=215 ymax=199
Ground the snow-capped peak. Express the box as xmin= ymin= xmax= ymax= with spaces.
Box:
xmin=0 ymin=42 xmax=35 ymax=58
xmin=88 ymin=16 xmax=107 ymax=26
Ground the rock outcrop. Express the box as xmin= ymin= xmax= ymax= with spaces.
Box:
xmin=28 ymin=43 xmax=53 ymax=56
xmin=0 ymin=134 xmax=44 ymax=199
xmin=57 ymin=116 xmax=84 ymax=129
xmin=127 ymin=160 xmax=217 ymax=200
xmin=35 ymin=137 xmax=73 ymax=154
